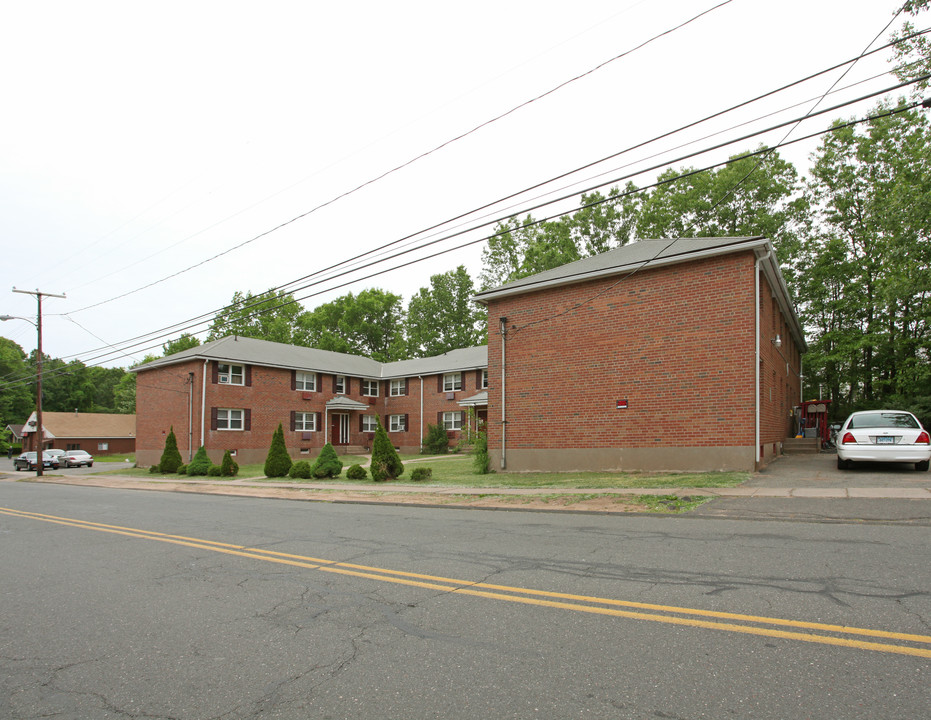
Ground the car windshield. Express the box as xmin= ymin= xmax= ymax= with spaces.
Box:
xmin=848 ymin=412 xmax=919 ymax=430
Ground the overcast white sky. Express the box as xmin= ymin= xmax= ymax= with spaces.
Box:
xmin=0 ymin=0 xmax=915 ymax=367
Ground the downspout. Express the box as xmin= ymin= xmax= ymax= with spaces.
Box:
xmin=754 ymin=256 xmax=762 ymax=468
xmin=500 ymin=317 xmax=507 ymax=470
xmin=418 ymin=376 xmax=424 ymax=452
xmin=201 ymin=359 xmax=208 ymax=450
xmin=188 ymin=372 xmax=194 ymax=461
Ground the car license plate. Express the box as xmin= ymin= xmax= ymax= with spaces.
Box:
xmin=877 ymin=436 xmax=894 ymax=444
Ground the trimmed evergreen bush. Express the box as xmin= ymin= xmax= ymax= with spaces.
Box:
xmin=289 ymin=460 xmax=312 ymax=479
xmin=220 ymin=450 xmax=239 ymax=477
xmin=177 ymin=464 xmax=188 ymax=475
xmin=410 ymin=467 xmax=432 ymax=481
xmin=158 ymin=426 xmax=184 ymax=473
xmin=472 ymin=431 xmax=491 ymax=475
xmin=311 ymin=443 xmax=343 ymax=478
xmin=423 ymin=423 xmax=449 ymax=454
xmin=370 ymin=417 xmax=403 ymax=482
xmin=346 ymin=463 xmax=367 ymax=480
xmin=148 ymin=464 xmax=160 ymax=474
xmin=264 ymin=423 xmax=292 ymax=478
xmin=187 ymin=446 xmax=212 ymax=476
xmin=207 ymin=465 xmax=222 ymax=476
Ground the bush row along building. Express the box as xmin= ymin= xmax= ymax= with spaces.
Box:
xmin=134 ymin=236 xmax=804 ymax=472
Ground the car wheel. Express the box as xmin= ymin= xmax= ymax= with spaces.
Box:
xmin=88 ymin=463 xmax=93 ymax=467
xmin=837 ymin=457 xmax=849 ymax=470
xmin=917 ymin=460 xmax=930 ymax=472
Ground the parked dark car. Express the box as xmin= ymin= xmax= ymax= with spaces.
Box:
xmin=14 ymin=452 xmax=61 ymax=471
xmin=60 ymin=450 xmax=94 ymax=468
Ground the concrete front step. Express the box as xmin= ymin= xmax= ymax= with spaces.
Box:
xmin=333 ymin=445 xmax=368 ymax=456
xmin=783 ymin=437 xmax=821 ymax=454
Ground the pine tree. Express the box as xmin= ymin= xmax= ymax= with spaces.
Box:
xmin=158 ymin=426 xmax=184 ymax=473
xmin=370 ymin=417 xmax=403 ymax=481
xmin=264 ymin=423 xmax=292 ymax=478
xmin=311 ymin=442 xmax=343 ymax=478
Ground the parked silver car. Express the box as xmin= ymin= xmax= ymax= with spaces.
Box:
xmin=836 ymin=410 xmax=931 ymax=471
xmin=60 ymin=450 xmax=94 ymax=468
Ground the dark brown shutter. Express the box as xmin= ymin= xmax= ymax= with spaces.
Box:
xmin=314 ymin=412 xmax=321 ymax=431
xmin=359 ymin=415 xmax=364 ymax=432
xmin=383 ymin=380 xmax=389 ymax=397
xmin=291 ymin=370 xmax=296 ymax=391
xmin=476 ymin=370 xmax=482 ymax=389
xmin=245 ymin=366 xmax=252 ymax=387
xmin=459 ymin=411 xmax=465 ymax=426
xmin=290 ymin=411 xmax=296 ymax=432
xmin=403 ymin=414 xmax=409 ymax=431
xmin=210 ymin=407 xmax=218 ymax=430
xmin=211 ymin=362 xmax=219 ymax=384
xmin=346 ymin=377 xmax=352 ymax=395
xmin=244 ymin=409 xmax=251 ymax=431
xmin=332 ymin=375 xmax=338 ymax=393
xmin=404 ymin=378 xmax=409 ymax=395
xmin=314 ymin=373 xmax=320 ymax=391
xmin=437 ymin=375 xmax=443 ymax=393
xmin=437 ymin=411 xmax=443 ymax=425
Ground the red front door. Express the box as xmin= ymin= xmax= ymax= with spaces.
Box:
xmin=330 ymin=413 xmax=350 ymax=445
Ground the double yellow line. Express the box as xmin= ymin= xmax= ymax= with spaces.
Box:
xmin=3 ymin=505 xmax=930 ymax=658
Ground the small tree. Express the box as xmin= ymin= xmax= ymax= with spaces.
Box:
xmin=264 ymin=423 xmax=292 ymax=478
xmin=187 ymin=446 xmax=212 ymax=476
xmin=422 ymin=423 xmax=449 ymax=454
xmin=289 ymin=460 xmax=312 ymax=479
xmin=472 ymin=431 xmax=491 ymax=475
xmin=370 ymin=417 xmax=403 ymax=481
xmin=220 ymin=450 xmax=239 ymax=477
xmin=158 ymin=426 xmax=184 ymax=473
xmin=311 ymin=442 xmax=343 ymax=478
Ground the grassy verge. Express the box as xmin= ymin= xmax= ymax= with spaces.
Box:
xmin=109 ymin=454 xmax=746 ymax=489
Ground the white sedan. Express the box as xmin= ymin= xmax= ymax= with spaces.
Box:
xmin=836 ymin=410 xmax=930 ymax=471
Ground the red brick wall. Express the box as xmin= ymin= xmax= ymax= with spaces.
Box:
xmin=484 ymin=252 xmax=799 ymax=469
xmin=135 ymin=360 xmax=477 ymax=466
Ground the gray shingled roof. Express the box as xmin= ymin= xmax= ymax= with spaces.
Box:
xmin=132 ymin=335 xmax=488 ymax=379
xmin=473 ymin=237 xmax=766 ymax=302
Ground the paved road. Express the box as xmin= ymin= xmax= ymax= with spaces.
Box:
xmin=0 ymin=482 xmax=928 ymax=719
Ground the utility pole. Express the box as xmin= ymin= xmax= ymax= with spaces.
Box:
xmin=11 ymin=288 xmax=66 ymax=477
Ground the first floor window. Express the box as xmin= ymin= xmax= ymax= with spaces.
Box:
xmin=217 ymin=408 xmax=244 ymax=430
xmin=389 ymin=414 xmax=407 ymax=432
xmin=295 ymin=371 xmax=317 ymax=392
xmin=362 ymin=379 xmax=379 ymax=397
xmin=443 ymin=372 xmax=462 ymax=392
xmin=218 ymin=363 xmax=244 ymax=385
xmin=294 ymin=412 xmax=316 ymax=432
xmin=361 ymin=415 xmax=378 ymax=433
xmin=442 ymin=411 xmax=462 ymax=431
xmin=97 ymin=442 xmax=109 ymax=451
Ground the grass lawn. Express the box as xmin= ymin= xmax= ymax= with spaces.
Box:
xmin=117 ymin=453 xmax=747 ymax=489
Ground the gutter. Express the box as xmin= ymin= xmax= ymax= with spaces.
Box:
xmin=755 ymin=255 xmax=762 ymax=468
xmin=500 ymin=317 xmax=507 ymax=470
xmin=201 ymin=359 xmax=208 ymax=450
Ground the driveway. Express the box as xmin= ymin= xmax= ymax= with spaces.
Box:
xmin=750 ymin=450 xmax=931 ymax=489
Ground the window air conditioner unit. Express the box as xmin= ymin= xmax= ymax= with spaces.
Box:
xmin=219 ymin=374 xmax=230 ymax=384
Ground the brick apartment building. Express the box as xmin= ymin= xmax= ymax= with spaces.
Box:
xmin=473 ymin=236 xmax=805 ymax=472
xmin=132 ymin=338 xmax=488 ymax=466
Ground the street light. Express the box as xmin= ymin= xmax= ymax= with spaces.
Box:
xmin=3 ymin=288 xmax=66 ymax=477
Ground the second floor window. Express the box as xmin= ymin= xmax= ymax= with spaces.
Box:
xmin=390 ymin=379 xmax=406 ymax=396
xmin=218 ymin=363 xmax=244 ymax=385
xmin=362 ymin=379 xmax=379 ymax=397
xmin=334 ymin=375 xmax=346 ymax=394
xmin=481 ymin=369 xmax=489 ymax=389
xmin=443 ymin=372 xmax=462 ymax=392
xmin=295 ymin=371 xmax=316 ymax=392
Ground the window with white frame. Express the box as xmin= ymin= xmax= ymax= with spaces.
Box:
xmin=218 ymin=363 xmax=244 ymax=385
xmin=443 ymin=372 xmax=462 ymax=392
xmin=294 ymin=412 xmax=316 ymax=431
xmin=97 ymin=442 xmax=109 ymax=451
xmin=442 ymin=411 xmax=462 ymax=431
xmin=481 ymin=369 xmax=489 ymax=389
xmin=361 ymin=415 xmax=378 ymax=433
xmin=217 ymin=408 xmax=244 ymax=430
xmin=390 ymin=378 xmax=406 ymax=396
xmin=295 ymin=371 xmax=316 ymax=392
xmin=362 ymin=379 xmax=379 ymax=397
xmin=389 ymin=414 xmax=406 ymax=432
xmin=334 ymin=375 xmax=346 ymax=394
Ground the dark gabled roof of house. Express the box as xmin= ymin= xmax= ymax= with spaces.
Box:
xmin=6 ymin=424 xmax=24 ymax=439
xmin=132 ymin=335 xmax=488 ymax=379
xmin=473 ymin=236 xmax=806 ymax=351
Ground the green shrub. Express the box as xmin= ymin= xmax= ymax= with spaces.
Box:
xmin=472 ymin=431 xmax=491 ymax=475
xmin=410 ymin=467 xmax=432 ymax=481
xmin=177 ymin=464 xmax=188 ymax=475
xmin=187 ymin=446 xmax=212 ymax=476
xmin=158 ymin=426 xmax=184 ymax=474
xmin=289 ymin=460 xmax=312 ymax=479
xmin=220 ymin=450 xmax=239 ymax=477
xmin=370 ymin=417 xmax=403 ymax=481
xmin=148 ymin=464 xmax=160 ymax=474
xmin=207 ymin=465 xmax=222 ymax=476
xmin=346 ymin=463 xmax=367 ymax=480
xmin=311 ymin=443 xmax=343 ymax=478
xmin=264 ymin=423 xmax=292 ymax=478
xmin=423 ymin=423 xmax=449 ymax=454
